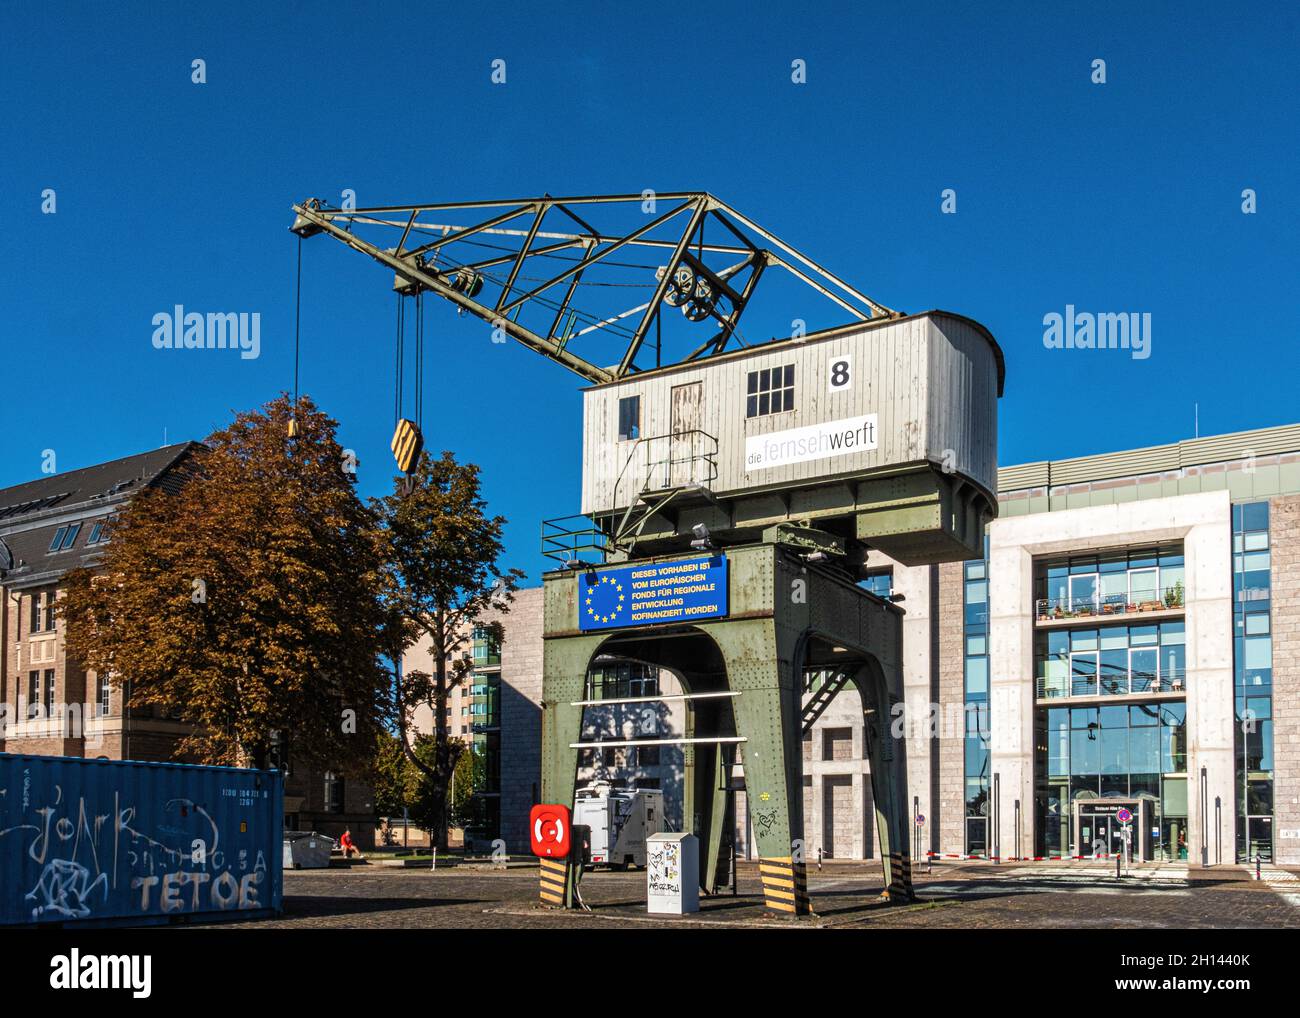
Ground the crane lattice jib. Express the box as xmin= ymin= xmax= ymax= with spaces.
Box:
xmin=289 ymin=192 xmax=900 ymax=383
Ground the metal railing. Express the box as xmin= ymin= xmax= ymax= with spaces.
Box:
xmin=1035 ymin=584 xmax=1185 ymax=622
xmin=1036 ymin=667 xmax=1187 ymax=700
xmin=540 ymin=514 xmax=609 ymax=565
xmin=611 ymin=428 xmax=719 ymax=510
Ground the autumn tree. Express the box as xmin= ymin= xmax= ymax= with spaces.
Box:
xmin=375 ymin=450 xmax=522 ymax=850
xmin=61 ymin=394 xmax=389 ymax=770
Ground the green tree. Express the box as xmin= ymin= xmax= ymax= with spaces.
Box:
xmin=61 ymin=394 xmax=390 ymax=770
xmin=448 ymin=743 xmax=482 ymax=830
xmin=372 ymin=730 xmax=423 ymax=819
xmin=376 ymin=450 xmax=522 ymax=850
xmin=373 ymin=730 xmax=481 ymax=842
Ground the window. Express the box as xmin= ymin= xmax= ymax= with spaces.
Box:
xmin=746 ymin=364 xmax=794 ymax=418
xmin=268 ymin=730 xmax=290 ymax=773
xmin=43 ymin=591 xmax=55 ymax=632
xmin=1036 ymin=545 xmax=1185 ymax=618
xmin=1233 ymin=501 xmax=1273 ymax=862
xmin=1037 ymin=621 xmax=1186 ymax=698
xmin=617 ymin=395 xmax=641 ymax=441
xmin=324 ymin=772 xmax=345 ymax=813
xmin=29 ymin=592 xmax=42 ymax=634
xmin=48 ymin=523 xmax=80 ymax=552
xmin=28 ymin=671 xmax=40 ymax=718
xmin=44 ymin=669 xmax=55 ymax=718
xmin=861 ymin=570 xmax=893 ymax=600
xmin=87 ymin=519 xmax=111 ymax=546
xmin=471 ymin=625 xmax=500 ymax=666
xmin=963 ymin=551 xmax=991 ymax=854
xmin=97 ymin=673 xmax=110 ymax=716
xmin=637 ymin=744 xmax=660 ymax=767
xmin=629 ymin=669 xmax=658 ymax=698
xmin=586 ymin=661 xmax=659 ymax=700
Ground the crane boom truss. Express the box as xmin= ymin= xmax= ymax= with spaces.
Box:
xmin=290 ymin=192 xmax=899 ymax=383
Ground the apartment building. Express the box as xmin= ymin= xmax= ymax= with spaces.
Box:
xmin=0 ymin=445 xmax=199 ymax=761
xmin=0 ymin=444 xmax=376 ymax=846
xmin=405 ymin=586 xmax=545 ymax=851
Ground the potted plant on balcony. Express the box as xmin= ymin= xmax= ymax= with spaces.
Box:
xmin=1164 ymin=580 xmax=1184 ymax=609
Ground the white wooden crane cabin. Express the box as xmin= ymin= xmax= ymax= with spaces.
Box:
xmin=579 ymin=310 xmax=1004 ymax=567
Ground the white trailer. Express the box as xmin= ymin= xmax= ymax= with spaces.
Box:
xmin=573 ymin=783 xmax=665 ymax=869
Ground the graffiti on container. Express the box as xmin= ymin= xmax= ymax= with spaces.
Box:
xmin=1 ymin=777 xmax=267 ymax=921
xmin=27 ymin=858 xmax=109 ymax=919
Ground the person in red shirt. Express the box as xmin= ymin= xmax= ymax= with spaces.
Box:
xmin=338 ymin=829 xmax=364 ymax=860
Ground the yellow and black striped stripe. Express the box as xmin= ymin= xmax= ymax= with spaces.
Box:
xmin=886 ymin=851 xmax=915 ymax=902
xmin=538 ymin=856 xmax=568 ymax=907
xmin=758 ymin=857 xmax=811 ymax=915
xmin=391 ymin=418 xmax=424 ymax=474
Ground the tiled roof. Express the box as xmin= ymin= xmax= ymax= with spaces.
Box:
xmin=0 ymin=443 xmax=202 ymax=586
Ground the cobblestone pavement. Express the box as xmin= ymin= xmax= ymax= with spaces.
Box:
xmin=202 ymin=859 xmax=1300 ymax=930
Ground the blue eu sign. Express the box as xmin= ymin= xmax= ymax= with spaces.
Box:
xmin=580 ymin=556 xmax=728 ymax=632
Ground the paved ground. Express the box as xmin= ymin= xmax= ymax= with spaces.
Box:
xmin=202 ymin=859 xmax=1300 ymax=929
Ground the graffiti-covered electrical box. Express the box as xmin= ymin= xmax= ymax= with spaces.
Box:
xmin=646 ymin=832 xmax=698 ymax=914
xmin=0 ymin=754 xmax=283 ymax=927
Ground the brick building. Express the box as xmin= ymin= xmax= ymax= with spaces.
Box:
xmin=0 ymin=444 xmax=376 ymax=847
xmin=404 ymin=586 xmax=544 ymax=852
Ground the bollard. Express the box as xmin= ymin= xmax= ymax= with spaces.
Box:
xmin=1256 ymin=854 xmax=1262 ymax=881
xmin=1115 ymin=853 xmax=1121 ymax=880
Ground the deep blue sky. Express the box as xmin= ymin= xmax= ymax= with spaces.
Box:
xmin=2 ymin=2 xmax=1296 ymax=582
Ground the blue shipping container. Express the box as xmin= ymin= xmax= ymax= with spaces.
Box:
xmin=0 ymin=754 xmax=282 ymax=926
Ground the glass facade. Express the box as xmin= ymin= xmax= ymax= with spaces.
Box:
xmin=1034 ymin=546 xmax=1185 ymax=621
xmin=471 ymin=625 xmax=501 ymax=667
xmin=963 ymin=549 xmax=990 ymax=854
xmin=1233 ymin=501 xmax=1273 ymax=862
xmin=1036 ymin=703 xmax=1187 ymax=860
xmin=464 ymin=626 xmax=502 ymax=842
xmin=1030 ymin=539 xmax=1189 ymax=860
xmin=1035 ymin=621 xmax=1186 ymax=699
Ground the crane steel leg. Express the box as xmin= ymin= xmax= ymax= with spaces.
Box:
xmin=725 ymin=637 xmax=812 ymax=915
xmin=859 ymin=665 xmax=915 ymax=902
xmin=538 ymin=634 xmax=603 ymax=908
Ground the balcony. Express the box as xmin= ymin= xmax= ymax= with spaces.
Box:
xmin=1036 ymin=666 xmax=1187 ymax=702
xmin=1035 ymin=584 xmax=1184 ymax=626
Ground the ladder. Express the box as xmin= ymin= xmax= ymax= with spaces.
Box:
xmin=801 ymin=667 xmax=853 ymax=734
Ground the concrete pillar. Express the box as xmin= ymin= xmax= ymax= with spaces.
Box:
xmin=892 ymin=560 xmax=938 ymax=854
xmin=851 ymin=770 xmax=865 ymax=858
xmin=988 ymin=541 xmax=1034 ymax=860
xmin=1184 ymin=511 xmax=1235 ymax=866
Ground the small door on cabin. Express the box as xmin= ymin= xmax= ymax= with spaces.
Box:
xmin=668 ymin=382 xmax=702 ymax=488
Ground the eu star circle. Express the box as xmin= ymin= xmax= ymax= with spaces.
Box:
xmin=584 ymin=574 xmax=626 ymax=626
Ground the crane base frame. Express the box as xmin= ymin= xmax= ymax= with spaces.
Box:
xmin=540 ymin=541 xmax=914 ymax=914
